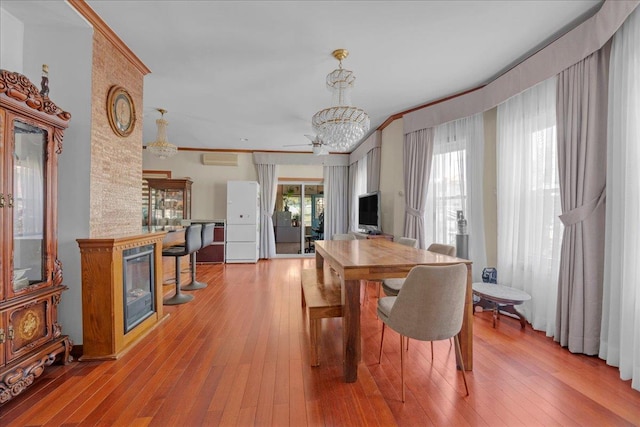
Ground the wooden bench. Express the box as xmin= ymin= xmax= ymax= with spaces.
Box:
xmin=301 ymin=267 xmax=342 ymax=366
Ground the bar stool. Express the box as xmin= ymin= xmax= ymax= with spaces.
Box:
xmin=183 ymin=222 xmax=215 ymax=290
xmin=162 ymin=223 xmax=202 ymax=305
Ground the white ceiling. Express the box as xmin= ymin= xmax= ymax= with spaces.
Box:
xmin=4 ymin=1 xmax=603 ymax=153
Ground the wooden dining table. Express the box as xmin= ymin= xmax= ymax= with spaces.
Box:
xmin=314 ymin=238 xmax=473 ymax=383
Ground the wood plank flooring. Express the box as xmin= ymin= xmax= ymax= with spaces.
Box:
xmin=2 ymin=258 xmax=639 ymax=426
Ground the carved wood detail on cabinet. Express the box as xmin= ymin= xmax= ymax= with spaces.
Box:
xmin=0 ymin=69 xmax=72 ymax=405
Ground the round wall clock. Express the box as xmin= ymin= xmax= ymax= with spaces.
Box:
xmin=107 ymin=85 xmax=136 ymax=137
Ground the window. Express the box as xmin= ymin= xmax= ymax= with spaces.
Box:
xmin=497 ymin=77 xmax=561 ymax=334
xmin=425 ymin=138 xmax=467 ymax=246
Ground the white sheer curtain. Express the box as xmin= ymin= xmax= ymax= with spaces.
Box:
xmin=256 ymin=163 xmax=278 ymax=258
xmin=348 ymin=158 xmax=367 ymax=232
xmin=426 ymin=113 xmax=487 ymax=282
xmin=497 ymin=77 xmax=563 ymax=335
xmin=15 ymin=153 xmax=44 ymax=237
xmin=600 ymin=6 xmax=640 ymax=392
xmin=323 ymin=165 xmax=349 ymax=240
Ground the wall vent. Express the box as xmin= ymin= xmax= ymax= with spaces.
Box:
xmin=201 ymin=152 xmax=238 ymax=166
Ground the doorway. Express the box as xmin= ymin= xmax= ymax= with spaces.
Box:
xmin=274 ymin=182 xmax=324 ymax=257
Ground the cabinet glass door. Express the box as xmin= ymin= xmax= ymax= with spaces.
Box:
xmin=12 ymin=120 xmax=47 ymax=292
xmin=150 ymin=188 xmax=185 ymax=226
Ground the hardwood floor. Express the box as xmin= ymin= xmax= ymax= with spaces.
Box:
xmin=2 ymin=259 xmax=639 ymax=426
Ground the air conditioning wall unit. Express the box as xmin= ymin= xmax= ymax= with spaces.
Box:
xmin=201 ymin=152 xmax=238 ymax=166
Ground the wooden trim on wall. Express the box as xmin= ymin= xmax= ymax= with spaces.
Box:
xmin=67 ymin=0 xmax=151 ymax=75
xmin=143 ymin=170 xmax=172 ymax=179
xmin=377 ymin=85 xmax=485 ymax=131
xmin=176 ymin=147 xmax=323 ymax=155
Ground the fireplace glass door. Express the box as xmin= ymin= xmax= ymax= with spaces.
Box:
xmin=123 ymin=244 xmax=155 ymax=333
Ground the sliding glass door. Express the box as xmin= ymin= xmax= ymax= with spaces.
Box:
xmin=274 ymin=181 xmax=324 ymax=257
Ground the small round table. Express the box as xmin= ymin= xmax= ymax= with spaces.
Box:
xmin=472 ymin=282 xmax=531 ymax=329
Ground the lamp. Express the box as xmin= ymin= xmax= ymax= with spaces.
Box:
xmin=312 ymin=49 xmax=370 ymax=152
xmin=146 ymin=108 xmax=177 ymax=159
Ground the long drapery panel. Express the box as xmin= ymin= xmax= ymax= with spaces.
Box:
xmin=427 ymin=113 xmax=487 ymax=282
xmin=601 ymin=6 xmax=640 ymax=391
xmin=366 ymin=146 xmax=381 ymax=194
xmin=256 ymin=163 xmax=278 ymax=258
xmin=555 ymin=42 xmax=611 ymax=355
xmin=403 ymin=128 xmax=434 ymax=249
xmin=323 ymin=165 xmax=349 ymax=240
xmin=348 ymin=158 xmax=367 ymax=232
xmin=497 ymin=78 xmax=563 ymax=335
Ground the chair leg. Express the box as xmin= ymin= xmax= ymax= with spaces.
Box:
xmin=164 ymin=256 xmax=194 ymax=305
xmin=182 ymin=252 xmax=207 ymax=290
xmin=430 ymin=341 xmax=433 ymax=360
xmin=400 ymin=335 xmax=406 ymax=403
xmin=453 ymin=335 xmax=470 ymax=396
xmin=379 ymin=323 xmax=386 ymax=363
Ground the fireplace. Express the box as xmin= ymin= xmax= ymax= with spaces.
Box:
xmin=123 ymin=244 xmax=155 ymax=333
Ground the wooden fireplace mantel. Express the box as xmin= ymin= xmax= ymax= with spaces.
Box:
xmin=77 ymin=232 xmax=168 ymax=360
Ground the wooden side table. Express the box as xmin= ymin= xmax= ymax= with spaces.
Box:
xmin=472 ymin=282 xmax=531 ymax=329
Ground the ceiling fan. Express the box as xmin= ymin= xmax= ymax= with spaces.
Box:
xmin=284 ymin=134 xmax=330 ymax=156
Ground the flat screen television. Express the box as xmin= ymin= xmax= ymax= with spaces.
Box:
xmin=358 ymin=191 xmax=381 ymax=234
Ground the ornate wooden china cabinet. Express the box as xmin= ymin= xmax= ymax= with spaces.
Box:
xmin=144 ymin=178 xmax=192 ymax=227
xmin=0 ymin=68 xmax=72 ymax=404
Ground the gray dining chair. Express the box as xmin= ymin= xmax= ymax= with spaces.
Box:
xmin=377 ymin=264 xmax=469 ymax=401
xmin=332 ymin=233 xmax=356 ymax=240
xmin=381 ymin=242 xmax=457 ymax=353
xmin=381 ymin=243 xmax=455 ymax=297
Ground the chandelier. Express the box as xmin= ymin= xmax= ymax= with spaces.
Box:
xmin=312 ymin=49 xmax=370 ymax=152
xmin=146 ymin=108 xmax=177 ymax=159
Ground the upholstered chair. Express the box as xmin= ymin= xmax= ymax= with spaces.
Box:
xmin=377 ymin=264 xmax=469 ymax=401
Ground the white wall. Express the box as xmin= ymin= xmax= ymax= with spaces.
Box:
xmin=0 ymin=7 xmax=23 ymax=72
xmin=379 ymin=118 xmax=405 ymax=238
xmin=2 ymin=4 xmax=93 ymax=345
xmin=31 ymin=26 xmax=93 ymax=346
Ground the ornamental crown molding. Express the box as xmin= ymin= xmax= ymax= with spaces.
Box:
xmin=67 ymin=0 xmax=151 ymax=75
xmin=0 ymin=69 xmax=71 ymax=122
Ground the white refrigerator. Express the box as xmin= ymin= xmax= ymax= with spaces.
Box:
xmin=226 ymin=181 xmax=260 ymax=263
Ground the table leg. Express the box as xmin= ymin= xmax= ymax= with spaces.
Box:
xmin=315 ymin=251 xmax=324 ymax=270
xmin=456 ymin=264 xmax=473 ymax=371
xmin=500 ymin=304 xmax=527 ymax=329
xmin=343 ymin=278 xmax=361 ymax=382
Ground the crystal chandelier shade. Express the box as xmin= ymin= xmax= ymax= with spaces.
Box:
xmin=312 ymin=49 xmax=370 ymax=152
xmin=146 ymin=109 xmax=177 ymax=159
